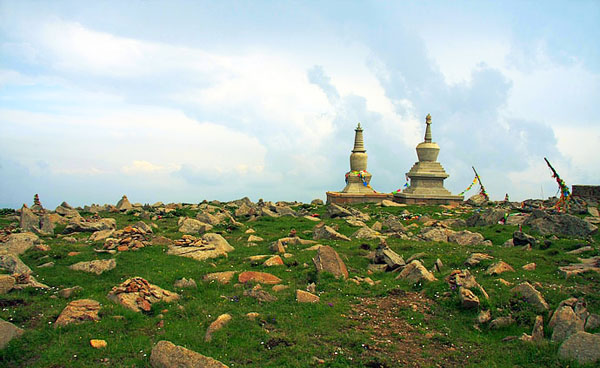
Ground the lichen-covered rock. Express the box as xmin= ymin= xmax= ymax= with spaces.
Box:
xmin=0 ymin=232 xmax=40 ymax=255
xmin=464 ymin=253 xmax=494 ymax=267
xmin=511 ymin=282 xmax=549 ymax=312
xmin=168 ymin=233 xmax=234 ymax=261
xmin=485 ymin=261 xmax=514 ymax=275
xmin=63 ymin=218 xmax=117 ymax=233
xmin=203 ymin=271 xmax=236 ymax=284
xmin=178 ymin=218 xmax=213 ymax=234
xmin=551 ymin=305 xmax=585 ymax=343
xmin=54 ymin=299 xmax=101 ymax=327
xmin=238 ymin=271 xmax=282 ymax=285
xmin=150 ymin=340 xmax=228 ymax=368
xmin=296 ymin=289 xmax=320 ymax=303
xmin=459 ymin=287 xmax=480 ymax=309
xmin=448 ymin=230 xmax=486 ymax=246
xmin=69 ymin=259 xmax=116 ymax=275
xmin=0 ymin=318 xmax=24 ymax=349
xmin=558 ymin=332 xmax=600 ymax=365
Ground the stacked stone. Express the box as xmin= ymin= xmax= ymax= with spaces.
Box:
xmin=174 ymin=235 xmax=211 ymax=247
xmin=31 ymin=194 xmax=44 ymax=212
xmin=103 ymin=225 xmax=150 ymax=252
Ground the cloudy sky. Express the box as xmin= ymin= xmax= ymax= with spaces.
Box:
xmin=1 ymin=1 xmax=599 ymax=208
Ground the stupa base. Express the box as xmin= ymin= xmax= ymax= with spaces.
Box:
xmin=326 ymin=191 xmax=393 ymax=205
xmin=393 ymin=192 xmax=463 ymax=205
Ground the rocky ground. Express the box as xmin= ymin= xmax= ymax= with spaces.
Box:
xmin=0 ymin=194 xmax=598 ymax=367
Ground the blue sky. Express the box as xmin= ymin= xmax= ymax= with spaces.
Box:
xmin=1 ymin=1 xmax=599 ymax=208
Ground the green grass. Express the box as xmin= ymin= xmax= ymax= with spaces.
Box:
xmin=0 ymin=202 xmax=598 ymax=367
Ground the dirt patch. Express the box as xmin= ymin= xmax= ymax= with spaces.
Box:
xmin=349 ymin=289 xmax=477 ymax=367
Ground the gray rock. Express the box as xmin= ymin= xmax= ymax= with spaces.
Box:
xmin=511 ymin=282 xmax=549 ymax=312
xmin=312 ymin=223 xmax=350 ymax=242
xmin=374 ymin=245 xmax=405 ymax=270
xmin=551 ymin=306 xmax=585 ymax=343
xmin=466 ymin=193 xmax=488 ymax=207
xmin=513 ymin=231 xmax=536 ymax=247
xmin=69 ymin=259 xmax=116 ymax=275
xmin=178 ymin=218 xmax=213 ymax=235
xmin=19 ymin=205 xmax=39 ymax=232
xmin=326 ymin=203 xmax=353 ymax=218
xmin=0 ymin=232 xmax=40 ymax=255
xmin=0 ymin=254 xmax=32 ymax=274
xmin=116 ymin=195 xmax=133 ymax=211
xmin=381 ymin=216 xmax=406 ymax=233
xmin=418 ymin=227 xmax=449 ymax=243
xmin=352 ymin=227 xmax=381 ymax=240
xmin=558 ymin=332 xmax=600 ymax=365
xmin=150 ymin=340 xmax=228 ymax=368
xmin=465 ymin=253 xmax=494 ymax=267
xmin=38 ymin=214 xmax=55 ymax=235
xmin=585 ymin=314 xmax=600 ymax=331
xmin=59 ymin=286 xmax=83 ymax=298
xmin=466 ymin=208 xmax=505 ymax=226
xmin=63 ymin=218 xmax=116 ymax=233
xmin=448 ymin=230 xmax=486 ymax=245
xmin=524 ymin=209 xmax=597 ymax=237
xmin=174 ymin=278 xmax=197 ymax=289
xmin=0 ymin=318 xmax=24 ymax=349
xmin=459 ymin=287 xmax=480 ymax=309
xmin=311 ymin=199 xmax=324 ymax=205
xmin=0 ymin=275 xmax=16 ymax=294
xmin=396 ymin=260 xmax=436 ymax=283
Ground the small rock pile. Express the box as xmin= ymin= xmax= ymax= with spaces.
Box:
xmin=104 ymin=224 xmax=152 ymax=252
xmin=174 ymin=235 xmax=211 ymax=248
xmin=107 ymin=277 xmax=179 ymax=313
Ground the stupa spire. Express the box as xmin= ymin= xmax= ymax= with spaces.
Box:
xmin=424 ymin=114 xmax=433 ymax=143
xmin=352 ymin=123 xmax=366 ymax=153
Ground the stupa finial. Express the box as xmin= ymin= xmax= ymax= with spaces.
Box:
xmin=424 ymin=114 xmax=432 ymax=143
xmin=352 ymin=122 xmax=365 ymax=153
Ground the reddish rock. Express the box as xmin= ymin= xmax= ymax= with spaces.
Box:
xmin=296 ymin=289 xmax=320 ymax=303
xmin=238 ymin=271 xmax=282 ymax=285
xmin=54 ymin=299 xmax=101 ymax=327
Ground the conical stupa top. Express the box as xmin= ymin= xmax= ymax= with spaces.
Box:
xmin=424 ymin=114 xmax=433 ymax=143
xmin=352 ymin=123 xmax=366 ymax=153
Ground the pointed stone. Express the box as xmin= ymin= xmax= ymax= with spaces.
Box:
xmin=312 ymin=245 xmax=348 ymax=279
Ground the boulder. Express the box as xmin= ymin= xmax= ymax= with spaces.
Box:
xmin=485 ymin=261 xmax=514 ymax=275
xmin=311 ymin=199 xmax=324 ymax=205
xmin=178 ymin=218 xmax=213 ymax=234
xmin=54 ymin=299 xmax=101 ymax=327
xmin=150 ymin=340 xmax=228 ymax=368
xmin=168 ymin=233 xmax=234 ymax=261
xmin=89 ymin=229 xmax=115 ymax=242
xmin=107 ymin=277 xmax=179 ymax=313
xmin=0 ymin=275 xmax=15 ymax=294
xmin=205 ymin=314 xmax=232 ymax=342
xmin=522 ymin=263 xmax=536 ymax=271
xmin=247 ymin=235 xmax=264 ymax=243
xmin=466 ymin=208 xmax=506 ymax=226
xmin=238 ymin=271 xmax=282 ymax=285
xmin=0 ymin=318 xmax=24 ymax=349
xmin=511 ymin=282 xmax=549 ymax=312
xmin=558 ymin=332 xmax=600 ymax=365
xmin=418 ymin=227 xmax=449 ymax=243
xmin=296 ymin=290 xmax=320 ymax=303
xmin=196 ymin=212 xmax=222 ymax=226
xmin=396 ymin=260 xmax=436 ymax=283
xmin=38 ymin=214 xmax=55 ymax=235
xmin=116 ymin=195 xmax=133 ymax=211
xmin=489 ymin=316 xmax=515 ymax=329
xmin=513 ymin=231 xmax=536 ymax=247
xmin=327 ymin=203 xmax=353 ymax=218
xmin=374 ymin=244 xmax=405 ymax=270
xmin=69 ymin=259 xmax=116 ymax=275
xmin=448 ymin=230 xmax=486 ymax=246
xmin=551 ymin=305 xmax=585 ymax=343
xmin=466 ymin=193 xmax=488 ymax=207
xmin=19 ymin=205 xmax=39 ymax=232
xmin=0 ymin=232 xmax=40 ymax=255
xmin=381 ymin=216 xmax=406 ymax=233
xmin=477 ymin=310 xmax=491 ymax=324
xmin=524 ymin=210 xmax=597 ymax=237
xmin=0 ymin=254 xmax=32 ymax=274
xmin=312 ymin=223 xmax=350 ymax=242
xmin=352 ymin=227 xmax=381 ymax=240
xmin=63 ymin=218 xmax=116 ymax=233
xmin=312 ymin=245 xmax=349 ymax=279
xmin=585 ymin=314 xmax=600 ymax=331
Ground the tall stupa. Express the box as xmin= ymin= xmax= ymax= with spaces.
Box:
xmin=326 ymin=123 xmax=391 ymax=204
xmin=393 ymin=114 xmax=463 ymax=205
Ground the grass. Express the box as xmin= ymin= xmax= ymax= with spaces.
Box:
xmin=0 ymin=202 xmax=599 ymax=367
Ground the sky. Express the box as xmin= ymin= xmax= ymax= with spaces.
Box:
xmin=1 ymin=1 xmax=599 ymax=209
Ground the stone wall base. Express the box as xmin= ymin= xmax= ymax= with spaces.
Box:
xmin=326 ymin=192 xmax=393 ymax=205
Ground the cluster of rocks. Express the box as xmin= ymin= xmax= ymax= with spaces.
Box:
xmin=106 ymin=277 xmax=180 ymax=313
xmin=103 ymin=222 xmax=152 ymax=252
